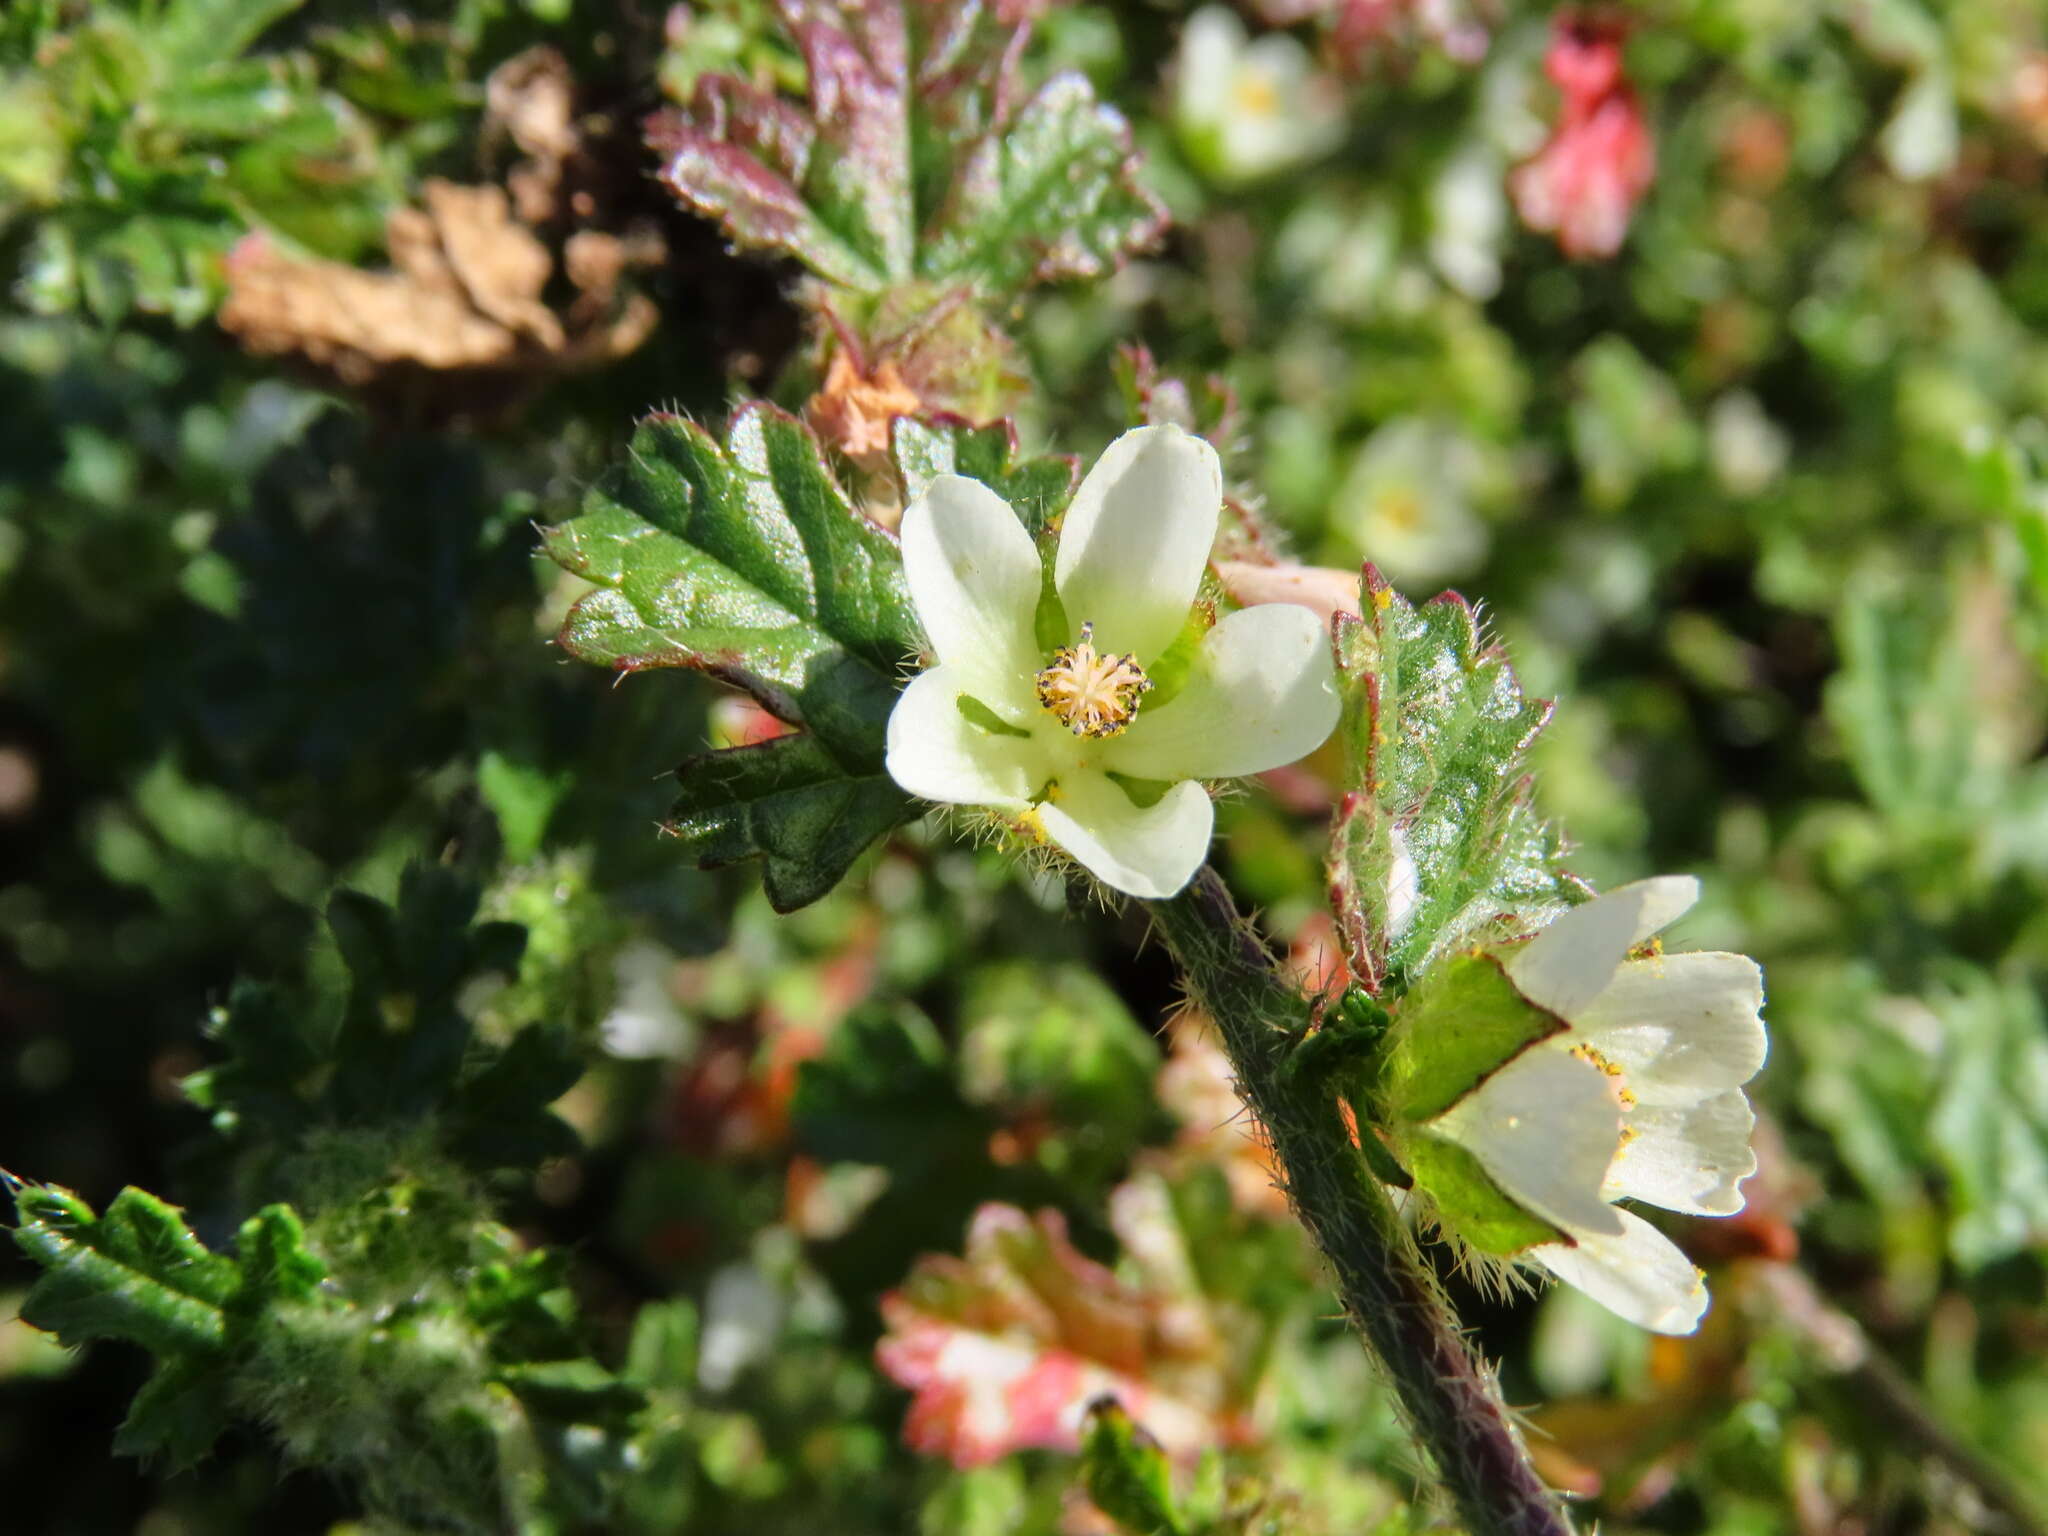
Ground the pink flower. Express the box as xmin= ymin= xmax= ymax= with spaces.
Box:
xmin=1511 ymin=18 xmax=1655 ymax=259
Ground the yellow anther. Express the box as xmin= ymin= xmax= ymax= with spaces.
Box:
xmin=1035 ymin=621 xmax=1151 ymax=738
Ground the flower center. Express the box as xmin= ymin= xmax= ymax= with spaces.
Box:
xmin=1035 ymin=621 xmax=1151 ymax=738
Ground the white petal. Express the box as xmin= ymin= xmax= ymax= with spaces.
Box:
xmin=885 ymin=667 xmax=1040 ymax=808
xmin=900 ymin=475 xmax=1044 ymax=705
xmin=1531 ymin=1209 xmax=1709 ymax=1335
xmin=1104 ymin=602 xmax=1339 ymax=781
xmin=1575 ymin=952 xmax=1768 ymax=1105
xmin=1054 ymin=426 xmax=1222 ymax=665
xmin=1606 ymin=1089 xmax=1757 ymax=1216
xmin=1431 ymin=1046 xmax=1626 ymax=1239
xmin=1505 ymin=876 xmax=1700 ymax=1020
xmin=1036 ymin=774 xmax=1212 ymax=899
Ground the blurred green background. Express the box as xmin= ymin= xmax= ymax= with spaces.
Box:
xmin=2 ymin=0 xmax=2045 ymax=1531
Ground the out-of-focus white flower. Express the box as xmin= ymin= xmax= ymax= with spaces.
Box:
xmin=1175 ymin=7 xmax=1346 ymax=187
xmin=885 ymin=425 xmax=1340 ymax=899
xmin=1707 ymin=391 xmax=1790 ymax=497
xmin=1429 ymin=145 xmax=1509 ymax=299
xmin=1334 ymin=417 xmax=1498 ymax=584
xmin=1415 ymin=877 xmax=1768 ymax=1334
xmin=1882 ymin=69 xmax=1959 ymax=182
xmin=598 ymin=941 xmax=695 ymax=1060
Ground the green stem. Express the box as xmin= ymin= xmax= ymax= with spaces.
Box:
xmin=1150 ymin=869 xmax=1572 ymax=1536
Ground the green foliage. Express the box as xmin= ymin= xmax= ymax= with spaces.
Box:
xmin=11 ymin=1187 xmax=322 ymax=1468
xmin=648 ymin=0 xmax=1163 ymax=299
xmin=185 ymin=863 xmax=579 ymax=1183
xmin=891 ymin=416 xmax=1078 ymax=536
xmin=1082 ymin=1399 xmax=1187 ymax=1536
xmin=1376 ymin=952 xmax=1563 ymax=1123
xmin=545 ymin=405 xmax=924 ymax=910
xmin=0 ymin=0 xmax=396 ymax=323
xmin=1328 ymin=569 xmax=1583 ymax=996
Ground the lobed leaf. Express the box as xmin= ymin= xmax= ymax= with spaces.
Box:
xmin=649 ymin=0 xmax=1163 ymax=300
xmin=1327 ymin=566 xmax=1584 ymax=995
xmin=545 ymin=404 xmax=931 ymax=910
xmin=10 ymin=1186 xmax=329 ymax=1469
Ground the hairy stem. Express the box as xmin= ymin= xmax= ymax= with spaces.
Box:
xmin=1151 ymin=868 xmax=1572 ymax=1536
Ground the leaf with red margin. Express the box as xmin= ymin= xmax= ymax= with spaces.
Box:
xmin=648 ymin=0 xmax=1163 ymax=298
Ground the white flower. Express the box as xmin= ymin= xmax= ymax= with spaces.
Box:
xmin=1336 ymin=417 xmax=1499 ymax=584
xmin=1175 ymin=7 xmax=1346 ymax=188
xmin=1427 ymin=876 xmax=1767 ymax=1333
xmin=885 ymin=425 xmax=1341 ymax=900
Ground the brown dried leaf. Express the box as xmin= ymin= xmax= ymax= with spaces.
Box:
xmin=219 ymin=177 xmax=657 ymax=395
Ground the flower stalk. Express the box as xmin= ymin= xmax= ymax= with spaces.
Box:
xmin=1150 ymin=868 xmax=1573 ymax=1536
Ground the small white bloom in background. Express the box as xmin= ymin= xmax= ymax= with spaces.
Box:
xmin=1424 ymin=876 xmax=1767 ymax=1334
xmin=1334 ymin=417 xmax=1501 ymax=585
xmin=885 ymin=425 xmax=1341 ymax=900
xmin=598 ymin=940 xmax=695 ymax=1060
xmin=1708 ymin=391 xmax=1791 ymax=498
xmin=1881 ymin=68 xmax=1959 ymax=182
xmin=1175 ymin=7 xmax=1346 ymax=188
xmin=1428 ymin=145 xmax=1509 ymax=300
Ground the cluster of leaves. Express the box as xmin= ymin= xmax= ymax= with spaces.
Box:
xmin=1 ymin=0 xmax=400 ymax=322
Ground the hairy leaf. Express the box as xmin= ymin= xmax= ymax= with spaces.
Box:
xmin=545 ymin=404 xmax=927 ymax=909
xmin=648 ymin=0 xmax=1163 ymax=299
xmin=1328 ymin=567 xmax=1583 ymax=994
xmin=10 ymin=1187 xmax=327 ymax=1468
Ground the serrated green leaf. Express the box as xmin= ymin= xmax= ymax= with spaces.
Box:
xmin=1380 ymin=952 xmax=1565 ymax=1123
xmin=650 ymin=0 xmax=1162 ymax=300
xmin=919 ymin=72 xmax=1161 ymax=292
xmin=670 ymin=732 xmax=916 ymax=912
xmin=547 ymin=405 xmax=930 ymax=909
xmin=14 ymin=1188 xmax=235 ymax=1359
xmin=1328 ymin=567 xmax=1583 ymax=994
xmin=1405 ymin=1133 xmax=1562 ymax=1256
xmin=1080 ymin=1399 xmax=1186 ymax=1536
xmin=9 ymin=1187 xmax=335 ymax=1471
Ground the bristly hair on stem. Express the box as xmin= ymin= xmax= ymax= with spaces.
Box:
xmin=1149 ymin=867 xmax=1575 ymax=1536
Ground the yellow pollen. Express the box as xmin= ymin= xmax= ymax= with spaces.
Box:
xmin=1232 ymin=74 xmax=1280 ymax=117
xmin=1035 ymin=621 xmax=1151 ymax=738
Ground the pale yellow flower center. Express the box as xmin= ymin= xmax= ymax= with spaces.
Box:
xmin=1035 ymin=621 xmax=1151 ymax=738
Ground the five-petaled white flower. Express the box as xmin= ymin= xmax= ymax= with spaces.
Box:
xmin=885 ymin=425 xmax=1341 ymax=899
xmin=1429 ymin=876 xmax=1767 ymax=1333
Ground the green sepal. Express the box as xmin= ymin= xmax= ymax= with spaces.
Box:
xmin=957 ymin=693 xmax=1029 ymax=738
xmin=1104 ymin=770 xmax=1173 ymax=809
xmin=1379 ymin=951 xmax=1565 ymax=1123
xmin=1139 ymin=594 xmax=1215 ymax=708
xmin=1328 ymin=566 xmax=1586 ymax=996
xmin=1080 ymin=1398 xmax=1187 ymax=1536
xmin=1404 ymin=1132 xmax=1564 ymax=1256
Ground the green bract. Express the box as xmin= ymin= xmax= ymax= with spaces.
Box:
xmin=1327 ymin=568 xmax=1584 ymax=997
